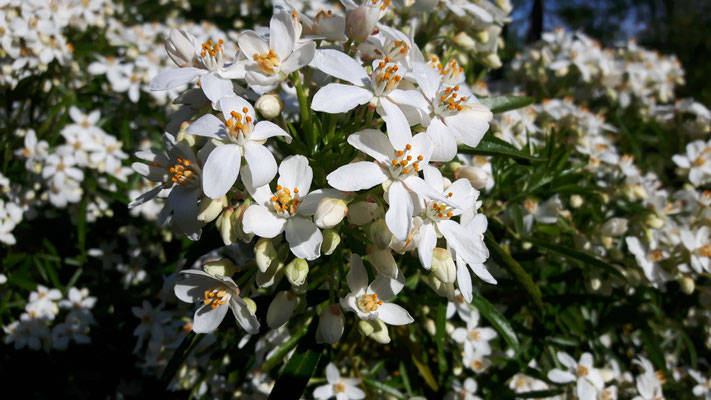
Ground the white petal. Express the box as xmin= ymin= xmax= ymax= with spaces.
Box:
xmin=311 ymin=49 xmax=369 ymax=86
xmin=280 ymin=41 xmax=316 ymax=75
xmin=456 ymin=257 xmax=473 ymax=303
xmin=242 ymin=205 xmax=288 ymax=238
xmin=385 ymin=181 xmax=414 ymax=242
xmin=202 ymin=144 xmax=242 ymax=199
xmin=243 ymin=142 xmax=277 ymax=188
xmin=388 ymin=89 xmax=430 ymax=111
xmin=166 ymin=185 xmax=202 ymax=240
xmin=238 ymin=31 xmax=269 ymax=59
xmin=377 ymin=303 xmax=413 ymax=325
xmin=347 ymin=129 xmax=394 ymax=164
xmin=128 ymin=184 xmax=165 ymax=208
xmin=468 ymin=262 xmax=497 ymax=285
xmin=230 ymin=297 xmax=260 ymax=334
xmin=438 ymin=219 xmax=488 ymax=264
xmin=576 ymin=378 xmax=597 ymax=400
xmin=241 ymin=165 xmax=274 ymax=206
xmin=423 ymin=165 xmax=444 ymax=193
xmin=417 ymin=223 xmax=437 ymax=270
xmin=174 ymin=270 xmax=216 ymax=303
xmin=298 ymin=189 xmax=347 ymax=216
xmin=326 ymin=162 xmax=387 ymax=191
xmin=313 ymin=385 xmax=334 ymax=400
xmin=379 ymin=99 xmax=412 ymax=150
xmin=557 ymin=351 xmax=578 ymax=369
xmin=200 ymin=73 xmax=235 ymax=103
xmin=251 ymin=120 xmax=292 ymax=143
xmin=369 ymin=272 xmax=405 ymax=300
xmin=187 ymin=114 xmax=227 ymax=140
xmin=270 ymin=11 xmax=295 ymax=60
xmin=547 ymin=369 xmax=576 ymax=384
xmin=278 ymin=155 xmax=313 ymax=195
xmin=446 ymin=106 xmax=492 ymax=148
xmin=193 ymin=303 xmax=229 ymax=333
xmin=326 ymin=363 xmax=340 ymax=383
xmin=427 ymin=118 xmax=458 ymax=162
xmin=403 ymin=176 xmax=446 ymax=202
xmin=285 ymin=217 xmax=323 ymax=260
xmin=150 ymin=67 xmax=204 ymax=91
xmin=218 ymin=96 xmax=256 ymax=121
xmin=347 ymin=253 xmax=368 ymax=292
xmin=411 ymin=62 xmax=440 ymax=100
xmin=311 ymin=84 xmax=373 ymax=113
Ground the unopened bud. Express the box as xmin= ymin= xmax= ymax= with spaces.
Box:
xmin=314 ymin=198 xmax=348 ymax=229
xmin=601 ymin=218 xmax=628 ymax=237
xmin=204 ymin=258 xmax=238 ymax=277
xmin=679 ymin=276 xmax=695 ymax=295
xmin=481 ymin=52 xmax=502 ymax=69
xmin=453 ymin=32 xmax=476 ymax=50
xmin=255 ymin=238 xmax=278 ymax=273
xmin=358 ymin=319 xmax=390 ymax=344
xmin=285 ymin=258 xmax=309 ymax=287
xmin=570 ymin=194 xmax=583 ymax=208
xmin=428 ymin=274 xmax=455 ymax=300
xmin=370 ymin=219 xmax=393 ymax=249
xmin=367 ymin=246 xmax=398 ymax=278
xmin=474 ymin=29 xmax=489 ymax=44
xmin=243 ymin=297 xmax=257 ymax=314
xmin=266 ymin=291 xmax=299 ymax=329
xmin=176 ymin=124 xmax=197 ymax=147
xmin=254 ymin=93 xmax=284 ymax=119
xmin=216 ymin=207 xmax=236 ymax=245
xmin=348 ymin=201 xmax=379 ymax=225
xmin=431 ymin=248 xmax=456 ymax=283
xmin=455 ymin=166 xmax=489 ymax=190
xmin=321 ymin=229 xmax=341 ymax=255
xmin=316 ymin=305 xmax=345 ymax=345
xmin=645 ymin=214 xmax=665 ymax=230
xmin=424 ymin=318 xmax=436 ymax=335
xmin=197 ymin=196 xmax=227 ymax=222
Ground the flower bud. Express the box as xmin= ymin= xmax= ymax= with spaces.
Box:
xmin=255 ymin=93 xmax=284 ymax=119
xmin=358 ymin=319 xmax=390 ymax=344
xmin=645 ymin=213 xmax=665 ymax=230
xmin=216 ymin=207 xmax=236 ymax=246
xmin=455 ymin=166 xmax=489 ymax=190
xmin=601 ymin=218 xmax=628 ymax=237
xmin=428 ymin=274 xmax=455 ymax=301
xmin=285 ymin=258 xmax=309 ymax=287
xmin=367 ymin=246 xmax=398 ymax=278
xmin=256 ymin=259 xmax=284 ymax=288
xmin=424 ymin=318 xmax=436 ymax=335
xmin=474 ymin=29 xmax=489 ymax=44
xmin=267 ymin=291 xmax=299 ymax=329
xmin=679 ymin=276 xmax=695 ymax=295
xmin=255 ymin=238 xmax=278 ymax=273
xmin=346 ymin=6 xmax=379 ymax=42
xmin=204 ymin=258 xmax=238 ymax=278
xmin=599 ymin=368 xmax=614 ymax=383
xmin=431 ymin=248 xmax=456 ymax=283
xmin=166 ymin=29 xmax=196 ymax=67
xmin=197 ymin=196 xmax=227 ymax=222
xmin=570 ymin=194 xmax=583 ymax=208
xmin=453 ymin=32 xmax=476 ymax=50
xmin=316 ymin=305 xmax=345 ymax=345
xmin=481 ymin=52 xmax=502 ymax=69
xmin=370 ymin=219 xmax=393 ymax=249
xmin=348 ymin=201 xmax=379 ymax=225
xmin=243 ymin=297 xmax=257 ymax=314
xmin=314 ymin=198 xmax=348 ymax=229
xmin=321 ymin=229 xmax=341 ymax=255
xmin=176 ymin=123 xmax=197 ymax=147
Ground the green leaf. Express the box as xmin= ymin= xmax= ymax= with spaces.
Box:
xmin=484 ymin=232 xmax=544 ymax=317
xmin=160 ymin=332 xmax=204 ymax=386
xmin=479 ymin=95 xmax=535 ymax=114
xmin=363 ymin=379 xmax=406 ymax=399
xmin=262 ymin=317 xmax=312 ymax=372
xmin=458 ymin=134 xmax=547 ymax=164
xmin=513 ymin=389 xmax=565 ymax=398
xmin=435 ymin=303 xmax=448 ymax=377
xmin=526 ymin=238 xmax=625 ymax=279
xmin=470 ymin=290 xmax=520 ymax=353
xmin=268 ymin=348 xmax=322 ymax=400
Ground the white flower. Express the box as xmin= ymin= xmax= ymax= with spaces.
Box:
xmin=339 ymin=253 xmax=413 ymax=326
xmin=150 ymin=30 xmax=241 ymax=102
xmin=689 ymin=369 xmax=711 ymax=399
xmin=186 ymin=95 xmax=291 ymax=198
xmin=242 ymin=155 xmax=342 ymax=260
xmin=129 ymin=134 xmax=205 ymax=240
xmin=680 ymin=226 xmax=711 ymax=273
xmin=313 ymin=363 xmax=365 ymax=400
xmin=14 ymin=129 xmax=48 ymax=171
xmin=42 ymin=151 xmax=84 ymax=186
xmin=238 ymin=10 xmax=316 ymax=87
xmin=326 ymin=129 xmax=447 ymax=242
xmin=444 ymin=378 xmax=481 ymax=400
xmin=672 ymin=139 xmax=711 ymax=186
xmin=311 ymin=50 xmax=421 ymax=148
xmin=450 ymin=307 xmax=497 ymax=356
xmin=547 ymin=352 xmax=604 ymax=400
xmin=408 ymin=61 xmax=493 ymax=161
xmin=631 ymin=357 xmax=665 ymax=400
xmin=173 ymin=269 xmax=259 ymax=334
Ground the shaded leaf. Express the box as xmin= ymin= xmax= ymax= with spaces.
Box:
xmin=479 ymin=95 xmax=535 ymax=114
xmin=470 ymin=290 xmax=520 ymax=353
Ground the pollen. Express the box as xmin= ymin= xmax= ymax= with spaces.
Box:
xmin=200 ymin=39 xmax=224 ymax=58
xmin=358 ymin=293 xmax=383 ymax=312
xmin=203 ymin=287 xmax=230 ymax=309
xmin=224 ymin=108 xmax=254 ymax=139
xmin=169 ymin=157 xmax=198 ymax=186
xmin=271 ymin=186 xmax=301 ymax=215
xmin=253 ymin=49 xmax=281 ymax=75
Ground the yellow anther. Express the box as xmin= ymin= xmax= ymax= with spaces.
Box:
xmin=417 ymin=155 xmax=423 ymax=161
xmin=406 ymin=155 xmax=412 ymax=161
xmin=403 ymin=168 xmax=410 ymax=174
xmin=400 ymin=160 xmax=408 ymax=166
xmin=405 ymin=144 xmax=412 ymax=150
xmin=276 ymin=185 xmax=282 ymax=190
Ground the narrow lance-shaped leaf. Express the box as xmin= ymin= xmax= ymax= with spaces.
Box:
xmin=470 ymin=290 xmax=520 ymax=353
xmin=479 ymin=95 xmax=535 ymax=114
xmin=458 ymin=134 xmax=547 ymax=164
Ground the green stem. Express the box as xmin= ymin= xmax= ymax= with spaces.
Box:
xmin=293 ymin=72 xmax=312 ymax=147
xmin=364 ymin=105 xmax=375 ymax=129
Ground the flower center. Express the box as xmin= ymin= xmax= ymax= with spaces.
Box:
xmin=435 ymin=85 xmax=467 ymax=117
xmin=224 ymin=108 xmax=254 ymax=141
xmin=169 ymin=157 xmax=199 ymax=186
xmin=700 ymin=243 xmax=711 ymax=258
xmin=370 ymin=0 xmax=391 ymax=11
xmin=381 ymin=39 xmax=409 ymax=61
xmin=654 ymin=370 xmax=666 ymax=384
xmin=357 ymin=293 xmax=382 ymax=312
xmin=649 ymin=249 xmax=664 ymax=262
xmin=693 ymin=156 xmax=706 ymax=167
xmin=253 ymin=49 xmax=281 ymax=75
xmin=371 ymin=57 xmax=402 ymax=96
xmin=426 ymin=197 xmax=455 ymax=221
xmin=314 ymin=9 xmax=333 ymax=23
xmin=203 ymin=287 xmax=231 ymax=309
xmin=388 ymin=143 xmax=422 ymax=178
xmin=468 ymin=330 xmax=481 ymax=341
xmin=576 ymin=365 xmax=589 ymax=376
xmin=523 ymin=199 xmax=538 ymax=212
xmin=270 ymin=185 xmax=301 ymax=216
xmin=200 ymin=39 xmax=225 ymax=71
xmin=333 ymin=383 xmax=346 ymax=393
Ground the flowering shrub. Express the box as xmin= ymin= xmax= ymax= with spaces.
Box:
xmin=2 ymin=0 xmax=711 ymax=399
